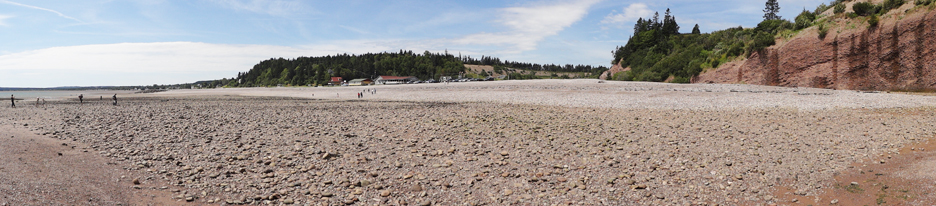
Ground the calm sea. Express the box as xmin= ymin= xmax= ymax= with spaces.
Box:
xmin=4 ymin=90 xmax=136 ymax=100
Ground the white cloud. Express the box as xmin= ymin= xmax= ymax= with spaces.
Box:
xmin=0 ymin=42 xmax=393 ymax=87
xmin=601 ymin=3 xmax=653 ymax=25
xmin=0 ymin=15 xmax=11 ymax=26
xmin=0 ymin=0 xmax=83 ymax=23
xmin=452 ymin=0 xmax=602 ymax=53
xmin=207 ymin=0 xmax=313 ymax=16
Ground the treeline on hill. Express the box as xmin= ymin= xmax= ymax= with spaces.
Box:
xmin=610 ymin=0 xmax=903 ymax=83
xmin=462 ymin=56 xmax=608 ymax=74
xmin=236 ymin=51 xmax=466 ymax=87
xmin=228 ymin=50 xmax=609 ymax=87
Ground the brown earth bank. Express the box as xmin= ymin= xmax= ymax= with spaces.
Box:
xmin=2 ymin=95 xmax=936 ymax=205
xmin=599 ymin=62 xmax=630 ymax=80
xmin=695 ymin=8 xmax=936 ymax=91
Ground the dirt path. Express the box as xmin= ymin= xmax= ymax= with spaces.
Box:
xmin=0 ymin=124 xmax=178 ymax=206
xmin=773 ymin=137 xmax=936 ymax=206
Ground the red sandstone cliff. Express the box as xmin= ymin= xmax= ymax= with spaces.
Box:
xmin=600 ymin=62 xmax=630 ymax=80
xmin=694 ymin=8 xmax=936 ymax=91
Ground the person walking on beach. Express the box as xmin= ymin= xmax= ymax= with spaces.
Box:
xmin=79 ymin=94 xmax=84 ymax=104
xmin=112 ymin=94 xmax=117 ymax=105
xmin=10 ymin=94 xmax=15 ymax=108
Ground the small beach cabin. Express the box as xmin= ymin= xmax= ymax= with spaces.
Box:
xmin=328 ymin=77 xmax=344 ymax=86
xmin=348 ymin=78 xmax=373 ymax=86
xmin=375 ymin=76 xmax=418 ymax=85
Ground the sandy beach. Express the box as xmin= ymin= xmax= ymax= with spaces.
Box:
xmin=2 ymin=79 xmax=936 ymax=205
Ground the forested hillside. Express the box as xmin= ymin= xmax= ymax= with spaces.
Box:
xmin=228 ymin=50 xmax=609 ymax=87
xmin=610 ymin=1 xmax=857 ymax=83
xmin=695 ymin=0 xmax=936 ymax=91
xmin=234 ymin=51 xmax=464 ymax=87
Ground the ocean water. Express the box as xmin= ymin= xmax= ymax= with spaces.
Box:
xmin=3 ymin=90 xmax=135 ymax=100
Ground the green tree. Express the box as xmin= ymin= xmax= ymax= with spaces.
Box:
xmin=764 ymin=0 xmax=782 ymax=20
xmin=692 ymin=24 xmax=701 ymax=34
xmin=853 ymin=2 xmax=876 ymax=16
xmin=794 ymin=9 xmax=816 ymax=30
xmin=834 ymin=4 xmax=846 ymax=14
xmin=662 ymin=8 xmax=680 ymax=36
xmin=868 ymin=14 xmax=880 ymax=27
xmin=279 ymin=66 xmax=293 ymax=85
xmin=313 ymin=64 xmax=327 ymax=85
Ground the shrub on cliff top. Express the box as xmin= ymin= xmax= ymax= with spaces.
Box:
xmin=883 ymin=0 xmax=907 ymax=11
xmin=834 ymin=4 xmax=846 ymax=14
xmin=795 ymin=9 xmax=817 ymax=30
xmin=868 ymin=14 xmax=880 ymax=27
xmin=877 ymin=0 xmax=907 ymax=15
xmin=817 ymin=24 xmax=829 ymax=39
xmin=853 ymin=2 xmax=878 ymax=16
xmin=756 ymin=19 xmax=794 ymax=34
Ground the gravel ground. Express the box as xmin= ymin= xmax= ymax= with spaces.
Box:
xmin=152 ymin=79 xmax=936 ymax=110
xmin=2 ymin=80 xmax=936 ymax=205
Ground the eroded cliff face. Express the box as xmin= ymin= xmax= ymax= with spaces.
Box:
xmin=695 ymin=10 xmax=936 ymax=91
xmin=599 ymin=62 xmax=630 ymax=80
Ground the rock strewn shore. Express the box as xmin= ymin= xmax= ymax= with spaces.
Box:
xmin=153 ymin=79 xmax=936 ymax=110
xmin=4 ymin=95 xmax=934 ymax=205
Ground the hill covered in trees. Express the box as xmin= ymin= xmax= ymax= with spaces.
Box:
xmin=609 ymin=1 xmax=866 ymax=83
xmin=695 ymin=0 xmax=936 ymax=91
xmin=225 ymin=50 xmax=608 ymax=87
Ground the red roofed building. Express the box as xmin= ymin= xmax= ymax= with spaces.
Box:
xmin=328 ymin=77 xmax=343 ymax=86
xmin=375 ymin=76 xmax=418 ymax=85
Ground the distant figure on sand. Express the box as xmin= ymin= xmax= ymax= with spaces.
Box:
xmin=112 ymin=94 xmax=117 ymax=105
xmin=10 ymin=94 xmax=15 ymax=108
xmin=79 ymin=94 xmax=84 ymax=104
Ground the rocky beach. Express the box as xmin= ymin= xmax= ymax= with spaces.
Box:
xmin=3 ymin=79 xmax=936 ymax=205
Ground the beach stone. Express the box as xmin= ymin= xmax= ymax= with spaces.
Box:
xmin=411 ymin=184 xmax=423 ymax=192
xmin=380 ymin=190 xmax=391 ymax=197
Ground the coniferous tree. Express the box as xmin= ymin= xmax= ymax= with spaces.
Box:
xmin=662 ymin=8 xmax=680 ymax=36
xmin=651 ymin=12 xmax=660 ymax=30
xmin=764 ymin=0 xmax=782 ymax=20
xmin=635 ymin=18 xmax=645 ymax=34
xmin=692 ymin=24 xmax=701 ymax=34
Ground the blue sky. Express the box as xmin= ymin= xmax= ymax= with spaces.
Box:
xmin=0 ymin=0 xmax=827 ymax=87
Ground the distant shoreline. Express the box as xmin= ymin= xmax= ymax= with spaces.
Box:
xmin=4 ymin=90 xmax=138 ymax=100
